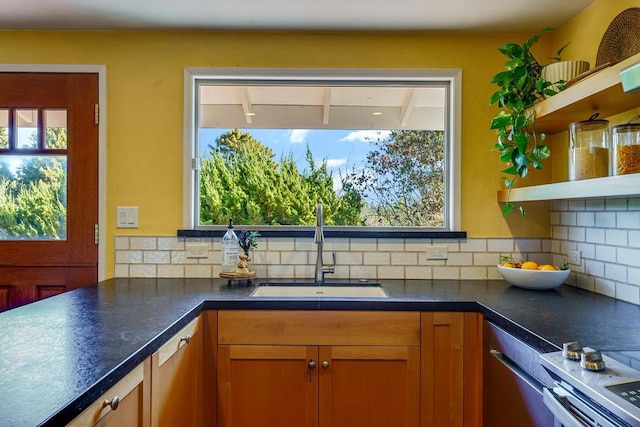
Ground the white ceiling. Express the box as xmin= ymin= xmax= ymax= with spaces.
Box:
xmin=0 ymin=0 xmax=596 ymax=32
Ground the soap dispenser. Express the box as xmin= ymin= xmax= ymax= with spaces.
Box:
xmin=221 ymin=219 xmax=239 ymax=273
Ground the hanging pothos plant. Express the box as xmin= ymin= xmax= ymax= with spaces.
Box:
xmin=489 ymin=28 xmax=562 ymax=216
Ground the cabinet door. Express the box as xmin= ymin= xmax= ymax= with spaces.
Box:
xmin=68 ymin=359 xmax=150 ymax=427
xmin=318 ymin=345 xmax=420 ymax=427
xmin=218 ymin=345 xmax=318 ymax=427
xmin=151 ymin=316 xmax=203 ymax=427
xmin=421 ymin=312 xmax=464 ymax=427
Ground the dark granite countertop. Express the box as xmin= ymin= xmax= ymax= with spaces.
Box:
xmin=1 ymin=277 xmax=639 ymax=426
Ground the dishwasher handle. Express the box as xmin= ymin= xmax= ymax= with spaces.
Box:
xmin=489 ymin=349 xmax=544 ymax=394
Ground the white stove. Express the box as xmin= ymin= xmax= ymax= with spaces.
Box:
xmin=541 ymin=344 xmax=640 ymax=427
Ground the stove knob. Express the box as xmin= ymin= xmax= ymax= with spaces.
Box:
xmin=581 ymin=350 xmax=606 ymax=371
xmin=563 ymin=341 xmax=584 ymax=360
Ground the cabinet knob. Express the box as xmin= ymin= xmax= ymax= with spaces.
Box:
xmin=180 ymin=334 xmax=192 ymax=345
xmin=322 ymin=361 xmax=329 ymax=369
xmin=308 ymin=361 xmax=316 ymax=368
xmin=103 ymin=396 xmax=120 ymax=411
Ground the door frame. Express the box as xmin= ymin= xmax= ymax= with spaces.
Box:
xmin=0 ymin=64 xmax=107 ymax=280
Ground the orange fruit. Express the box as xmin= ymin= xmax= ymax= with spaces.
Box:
xmin=521 ymin=261 xmax=539 ymax=270
xmin=540 ymin=264 xmax=559 ymax=271
xmin=502 ymin=262 xmax=515 ymax=268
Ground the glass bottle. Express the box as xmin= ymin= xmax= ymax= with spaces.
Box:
xmin=612 ymin=115 xmax=640 ymax=176
xmin=221 ymin=219 xmax=239 ymax=273
xmin=568 ymin=114 xmax=611 ymax=181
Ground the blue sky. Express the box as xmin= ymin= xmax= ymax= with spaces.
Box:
xmin=199 ymin=128 xmax=391 ymax=177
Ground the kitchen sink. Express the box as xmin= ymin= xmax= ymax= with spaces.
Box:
xmin=250 ymin=282 xmax=389 ymax=298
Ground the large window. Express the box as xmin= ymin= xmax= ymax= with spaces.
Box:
xmin=184 ymin=69 xmax=461 ymax=232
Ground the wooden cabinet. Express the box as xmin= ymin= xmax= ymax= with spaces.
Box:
xmin=69 ymin=312 xmax=215 ymax=427
xmin=68 ymin=359 xmax=151 ymax=427
xmin=217 ymin=310 xmax=421 ymax=427
xmin=421 ymin=312 xmax=482 ymax=427
xmin=151 ymin=315 xmax=204 ymax=427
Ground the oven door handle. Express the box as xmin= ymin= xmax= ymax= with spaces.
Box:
xmin=543 ymin=387 xmax=590 ymax=427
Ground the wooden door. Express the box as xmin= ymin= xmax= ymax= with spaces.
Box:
xmin=318 ymin=345 xmax=421 ymax=427
xmin=421 ymin=312 xmax=464 ymax=427
xmin=217 ymin=345 xmax=319 ymax=427
xmin=151 ymin=316 xmax=203 ymax=427
xmin=0 ymin=73 xmax=99 ymax=310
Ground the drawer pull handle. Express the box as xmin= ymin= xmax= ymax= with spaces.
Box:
xmin=103 ymin=396 xmax=120 ymax=411
xmin=180 ymin=334 xmax=192 ymax=345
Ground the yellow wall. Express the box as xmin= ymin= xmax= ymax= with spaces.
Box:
xmin=0 ymin=0 xmax=631 ymax=277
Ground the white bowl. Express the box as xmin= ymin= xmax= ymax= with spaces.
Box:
xmin=497 ymin=265 xmax=570 ymax=290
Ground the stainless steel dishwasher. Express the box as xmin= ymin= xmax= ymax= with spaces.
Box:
xmin=483 ymin=320 xmax=555 ymax=426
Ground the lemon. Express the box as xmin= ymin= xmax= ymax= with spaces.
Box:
xmin=540 ymin=264 xmax=559 ymax=271
xmin=502 ymin=262 xmax=515 ymax=268
xmin=521 ymin=261 xmax=539 ymax=270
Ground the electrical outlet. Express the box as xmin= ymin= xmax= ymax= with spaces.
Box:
xmin=567 ymin=249 xmax=581 ymax=266
xmin=186 ymin=242 xmax=209 ymax=259
xmin=426 ymin=246 xmax=448 ymax=260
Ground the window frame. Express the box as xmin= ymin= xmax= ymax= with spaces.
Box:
xmin=183 ymin=67 xmax=462 ymax=236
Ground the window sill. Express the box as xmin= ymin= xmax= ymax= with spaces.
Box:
xmin=177 ymin=229 xmax=467 ymax=239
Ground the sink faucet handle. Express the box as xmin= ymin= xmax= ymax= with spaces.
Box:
xmin=322 ymin=252 xmax=336 ymax=275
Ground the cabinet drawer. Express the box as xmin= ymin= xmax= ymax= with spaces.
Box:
xmin=68 ymin=362 xmax=146 ymax=426
xmin=156 ymin=316 xmax=201 ymax=367
xmin=218 ymin=310 xmax=420 ymax=346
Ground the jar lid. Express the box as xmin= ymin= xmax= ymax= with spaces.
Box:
xmin=570 ymin=113 xmax=609 ymax=131
xmin=612 ymin=123 xmax=640 ymax=133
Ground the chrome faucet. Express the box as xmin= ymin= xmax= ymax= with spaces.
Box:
xmin=314 ymin=204 xmax=335 ymax=283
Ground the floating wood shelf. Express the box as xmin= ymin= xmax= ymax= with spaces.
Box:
xmin=497 ymin=52 xmax=640 ymax=203
xmin=497 ymin=174 xmax=640 ymax=202
xmin=535 ymin=52 xmax=640 ymax=134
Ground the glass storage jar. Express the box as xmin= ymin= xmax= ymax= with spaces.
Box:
xmin=568 ymin=114 xmax=611 ymax=181
xmin=612 ymin=115 xmax=640 ymax=176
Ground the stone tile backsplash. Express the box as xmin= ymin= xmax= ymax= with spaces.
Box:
xmin=114 ymin=197 xmax=640 ymax=306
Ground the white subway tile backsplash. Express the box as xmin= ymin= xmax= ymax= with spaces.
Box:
xmin=487 ymin=239 xmax=513 ymax=252
xmin=561 ymin=212 xmax=577 ymax=226
xmin=618 ymin=248 xmax=640 ymax=267
xmin=129 ymin=237 xmax=157 ymax=250
xmin=605 ymin=263 xmax=627 ymax=282
xmin=460 ymin=239 xmax=486 ymax=252
xmin=112 ymin=195 xmax=640 ymax=307
xmin=595 ymin=245 xmax=616 ymax=262
xmin=606 ymin=229 xmax=628 ymax=246
xmin=618 ymin=212 xmax=640 ymax=229
xmin=363 ymin=252 xmax=390 ymax=265
xmin=586 ymin=228 xmax=606 ymax=244
xmin=606 ymin=199 xmax=628 ymax=211
xmin=616 ymin=283 xmax=640 ymax=305
xmin=576 ymin=212 xmax=595 ymax=227
xmin=568 ymin=227 xmax=586 ymax=242
xmin=595 ymin=212 xmax=616 ymax=228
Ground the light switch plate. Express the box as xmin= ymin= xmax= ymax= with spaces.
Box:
xmin=567 ymin=249 xmax=581 ymax=266
xmin=186 ymin=242 xmax=210 ymax=259
xmin=116 ymin=206 xmax=139 ymax=229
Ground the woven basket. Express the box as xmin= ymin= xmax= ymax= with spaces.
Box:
xmin=596 ymin=8 xmax=640 ymax=67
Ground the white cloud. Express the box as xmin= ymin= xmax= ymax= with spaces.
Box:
xmin=340 ymin=130 xmax=391 ymax=143
xmin=324 ymin=158 xmax=347 ymax=168
xmin=288 ymin=129 xmax=310 ymax=144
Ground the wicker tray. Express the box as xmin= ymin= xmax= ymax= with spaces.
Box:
xmin=219 ymin=271 xmax=256 ymax=279
xmin=596 ymin=8 xmax=640 ymax=67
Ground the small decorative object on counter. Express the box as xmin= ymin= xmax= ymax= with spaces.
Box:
xmin=237 ymin=230 xmax=260 ymax=261
xmin=569 ymin=113 xmax=611 ymax=181
xmin=221 ymin=218 xmax=239 ymax=273
xmin=612 ymin=115 xmax=640 ymax=176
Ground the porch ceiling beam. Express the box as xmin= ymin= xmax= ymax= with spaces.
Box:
xmin=400 ymin=88 xmax=418 ymax=126
xmin=240 ymin=86 xmax=253 ymax=124
xmin=322 ymin=87 xmax=332 ymax=125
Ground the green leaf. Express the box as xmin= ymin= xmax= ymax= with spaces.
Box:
xmin=501 ymin=166 xmax=518 ymax=175
xmin=518 ymin=205 xmax=526 ymax=215
xmin=502 ymin=202 xmax=515 ymax=217
xmin=503 ymin=177 xmax=514 ymax=188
